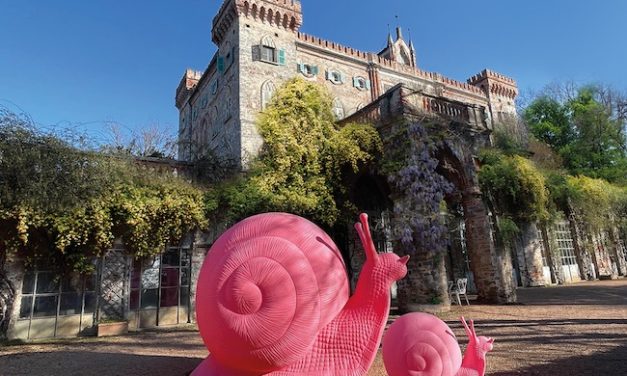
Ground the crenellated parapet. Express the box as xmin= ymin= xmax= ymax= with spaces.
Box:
xmin=467 ymin=69 xmax=518 ymax=100
xmin=297 ymin=32 xmax=370 ymax=60
xmin=175 ymin=69 xmax=203 ymax=110
xmin=213 ymin=0 xmax=303 ymax=44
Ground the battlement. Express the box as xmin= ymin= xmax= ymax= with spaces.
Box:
xmin=175 ymin=69 xmax=203 ymax=110
xmin=296 ymin=32 xmax=486 ymax=98
xmin=297 ymin=32 xmax=370 ymax=60
xmin=467 ymin=69 xmax=517 ymax=86
xmin=213 ymin=0 xmax=303 ymax=44
xmin=467 ymin=69 xmax=518 ymax=99
xmin=374 ymin=55 xmax=485 ymax=96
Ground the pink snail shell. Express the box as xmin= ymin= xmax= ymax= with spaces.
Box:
xmin=383 ymin=312 xmax=462 ymax=376
xmin=196 ymin=212 xmax=350 ymax=374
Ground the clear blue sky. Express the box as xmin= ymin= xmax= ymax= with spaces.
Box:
xmin=1 ymin=0 xmax=626 ymax=141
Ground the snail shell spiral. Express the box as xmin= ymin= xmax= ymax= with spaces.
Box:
xmin=196 ymin=213 xmax=350 ymax=374
xmin=383 ymin=312 xmax=462 ymax=376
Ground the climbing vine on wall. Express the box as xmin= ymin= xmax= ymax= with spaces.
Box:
xmin=382 ymin=122 xmax=453 ymax=254
xmin=478 ymin=149 xmax=550 ymax=223
xmin=0 ymin=109 xmax=207 ymax=273
xmin=209 ymin=78 xmax=382 ymax=227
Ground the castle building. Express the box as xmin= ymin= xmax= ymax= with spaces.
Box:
xmin=175 ymin=0 xmax=519 ymax=165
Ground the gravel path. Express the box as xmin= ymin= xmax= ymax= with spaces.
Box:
xmin=1 ymin=279 xmax=626 ymax=376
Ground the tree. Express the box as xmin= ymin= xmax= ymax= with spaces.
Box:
xmin=564 ymin=87 xmax=627 ymax=182
xmin=523 ymin=96 xmax=573 ymax=150
xmin=523 ymin=84 xmax=627 ymax=184
xmin=217 ymin=78 xmax=382 ymax=226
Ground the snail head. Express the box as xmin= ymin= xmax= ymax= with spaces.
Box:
xmin=355 ymin=213 xmax=409 ymax=281
xmin=461 ymin=316 xmax=494 ymax=354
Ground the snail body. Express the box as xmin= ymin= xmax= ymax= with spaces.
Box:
xmin=192 ymin=212 xmax=409 ymax=376
xmin=383 ymin=313 xmax=494 ymax=376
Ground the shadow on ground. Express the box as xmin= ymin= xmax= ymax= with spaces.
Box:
xmin=0 ymin=351 xmax=201 ymax=376
xmin=491 ymin=341 xmax=627 ymax=376
xmin=516 ymin=281 xmax=627 ymax=306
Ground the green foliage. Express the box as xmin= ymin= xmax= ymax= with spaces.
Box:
xmin=492 ymin=129 xmax=527 ymax=156
xmin=523 ymin=85 xmax=627 ymax=184
xmin=478 ymin=150 xmax=550 ymax=222
xmin=566 ymin=175 xmax=625 ymax=231
xmin=0 ymin=110 xmax=206 ymax=272
xmin=523 ymin=96 xmax=573 ymax=150
xmin=215 ymin=78 xmax=382 ymax=226
xmin=497 ymin=217 xmax=520 ymax=245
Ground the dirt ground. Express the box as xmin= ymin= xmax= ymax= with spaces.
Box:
xmin=1 ymin=279 xmax=626 ymax=376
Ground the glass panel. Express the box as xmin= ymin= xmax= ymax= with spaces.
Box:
xmin=59 ymin=292 xmax=82 ymax=315
xmin=22 ymin=272 xmax=36 ymax=294
xmin=83 ymin=292 xmax=96 ymax=314
xmin=61 ymin=274 xmax=82 ymax=293
xmin=33 ymin=295 xmax=58 ymax=317
xmin=160 ymin=287 xmax=178 ymax=307
xmin=161 ymin=268 xmax=179 ymax=287
xmin=84 ymin=273 xmax=97 ymax=292
xmin=162 ymin=249 xmax=180 ymax=267
xmin=141 ymin=289 xmax=158 ymax=309
xmin=131 ymin=261 xmax=142 ymax=289
xmin=142 ymin=268 xmax=159 ymax=289
xmin=180 ymin=249 xmax=191 ymax=266
xmin=180 ymin=287 xmax=190 ymax=309
xmin=36 ymin=272 xmax=59 ymax=293
xmin=19 ymin=296 xmax=33 ymax=319
xmin=180 ymin=268 xmax=190 ymax=286
xmin=130 ymin=290 xmax=140 ymax=310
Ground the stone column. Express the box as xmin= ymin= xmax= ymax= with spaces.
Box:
xmin=396 ymin=249 xmax=450 ymax=312
xmin=519 ymin=222 xmax=546 ymax=287
xmin=568 ymin=215 xmax=594 ymax=280
xmin=461 ymin=189 xmax=516 ymax=303
xmin=607 ymin=225 xmax=627 ymax=276
xmin=539 ymin=225 xmax=559 ymax=284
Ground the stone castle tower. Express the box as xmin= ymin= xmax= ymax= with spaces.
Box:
xmin=175 ymin=0 xmax=518 ymax=165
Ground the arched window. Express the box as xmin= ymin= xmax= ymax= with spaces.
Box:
xmin=261 ymin=81 xmax=276 ymax=109
xmin=197 ymin=118 xmax=208 ymax=155
xmin=332 ymin=98 xmax=345 ymax=120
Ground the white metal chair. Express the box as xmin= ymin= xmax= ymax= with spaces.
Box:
xmin=449 ymin=278 xmax=470 ymax=306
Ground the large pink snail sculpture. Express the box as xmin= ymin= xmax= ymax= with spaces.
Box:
xmin=192 ymin=212 xmax=409 ymax=376
xmin=383 ymin=312 xmax=495 ymax=376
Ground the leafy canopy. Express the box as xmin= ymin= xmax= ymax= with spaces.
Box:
xmin=215 ymin=77 xmax=382 ymax=226
xmin=523 ymin=85 xmax=627 ymax=184
xmin=0 ymin=108 xmax=206 ymax=273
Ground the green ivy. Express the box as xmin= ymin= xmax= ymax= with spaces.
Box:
xmin=0 ymin=112 xmax=207 ymax=272
xmin=478 ymin=150 xmax=550 ymax=222
xmin=210 ymin=78 xmax=382 ymax=226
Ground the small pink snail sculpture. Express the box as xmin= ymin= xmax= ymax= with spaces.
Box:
xmin=383 ymin=312 xmax=494 ymax=376
xmin=192 ymin=212 xmax=409 ymax=376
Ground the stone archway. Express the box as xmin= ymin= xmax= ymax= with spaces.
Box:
xmin=436 ymin=141 xmax=517 ymax=303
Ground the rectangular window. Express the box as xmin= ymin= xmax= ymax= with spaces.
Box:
xmin=260 ymin=46 xmax=276 ymax=63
